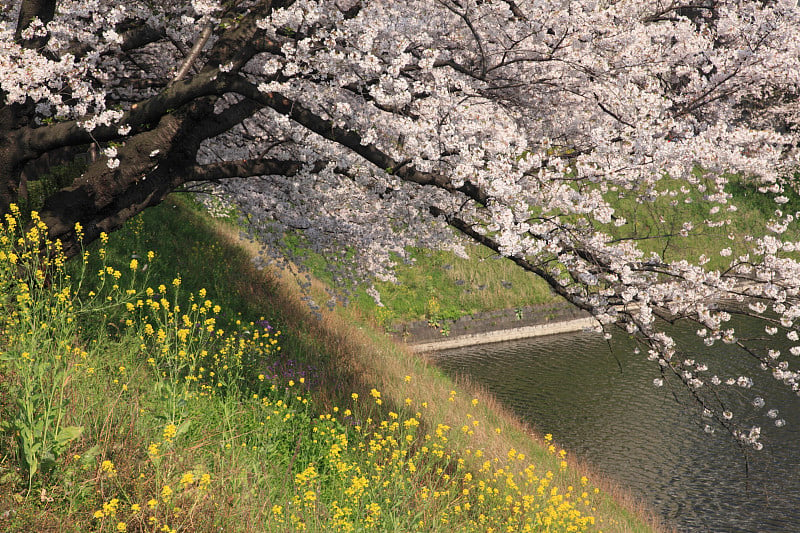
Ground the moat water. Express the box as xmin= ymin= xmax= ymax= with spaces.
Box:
xmin=432 ymin=318 xmax=800 ymax=532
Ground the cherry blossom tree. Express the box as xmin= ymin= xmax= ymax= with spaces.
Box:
xmin=3 ymin=0 xmax=800 ymax=448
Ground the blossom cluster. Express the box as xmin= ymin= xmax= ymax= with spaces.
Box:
xmin=5 ymin=0 xmax=800 ymax=444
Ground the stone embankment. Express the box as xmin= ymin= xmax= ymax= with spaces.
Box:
xmin=396 ymin=279 xmax=763 ymax=352
xmin=390 ymin=301 xmax=600 ymax=352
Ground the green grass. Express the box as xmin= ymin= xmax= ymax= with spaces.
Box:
xmin=0 ymin=198 xmax=659 ymax=532
xmin=339 ymin=173 xmax=800 ymax=331
xmin=598 ymin=173 xmax=800 ymax=272
xmin=357 ymin=246 xmax=558 ymax=329
xmin=3 ymin=162 xmax=790 ymax=533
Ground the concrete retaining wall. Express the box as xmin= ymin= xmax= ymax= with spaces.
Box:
xmin=405 ymin=316 xmax=601 ymax=353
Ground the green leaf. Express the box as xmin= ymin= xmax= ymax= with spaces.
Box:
xmin=40 ymin=451 xmax=56 ymax=472
xmin=175 ymin=419 xmax=191 ymax=438
xmin=23 ymin=450 xmax=38 ymax=478
xmin=80 ymin=445 xmax=101 ymax=465
xmin=55 ymin=426 xmax=83 ymax=448
xmin=0 ymin=471 xmax=23 ymax=485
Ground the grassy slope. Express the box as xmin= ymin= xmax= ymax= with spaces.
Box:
xmin=358 ymin=246 xmax=559 ymax=328
xmin=350 ymin=175 xmax=800 ymax=330
xmin=185 ymin=197 xmax=665 ymax=531
xmin=0 ymin=196 xmax=660 ymax=532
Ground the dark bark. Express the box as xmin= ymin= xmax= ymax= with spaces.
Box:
xmin=14 ymin=0 xmax=56 ymax=50
xmin=4 ymin=0 xmax=483 ymax=259
xmin=0 ymin=70 xmax=230 ymax=216
xmin=0 ymin=106 xmax=27 ymax=212
xmin=36 ymin=92 xmax=267 ymax=256
xmin=227 ymin=76 xmax=489 ymax=206
xmin=40 ymin=88 xmax=225 ymax=251
xmin=38 ymin=112 xmax=185 ymax=256
xmin=1 ymin=0 xmax=58 ymax=210
xmin=187 ymin=159 xmax=311 ymax=182
xmin=1 ymin=0 xmax=272 ymax=225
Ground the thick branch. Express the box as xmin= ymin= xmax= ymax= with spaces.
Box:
xmin=14 ymin=0 xmax=56 ymax=49
xmin=172 ymin=25 xmax=214 ymax=84
xmin=68 ymin=23 xmax=165 ymax=58
xmin=38 ymin=96 xmax=222 ymax=254
xmin=187 ymin=159 xmax=313 ymax=181
xmin=227 ymin=76 xmax=489 ymax=205
xmin=11 ymin=69 xmax=230 ymax=163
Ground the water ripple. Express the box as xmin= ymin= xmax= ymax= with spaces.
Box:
xmin=432 ymin=324 xmax=800 ymax=532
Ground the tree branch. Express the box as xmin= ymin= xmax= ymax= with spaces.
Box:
xmin=172 ymin=25 xmax=215 ymax=84
xmin=12 ymin=69 xmax=231 ymax=162
xmin=14 ymin=0 xmax=56 ymax=49
xmin=226 ymin=76 xmax=489 ymax=206
xmin=187 ymin=158 xmax=314 ymax=181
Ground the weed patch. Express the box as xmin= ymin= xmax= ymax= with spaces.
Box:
xmin=0 ymin=201 xmax=654 ymax=531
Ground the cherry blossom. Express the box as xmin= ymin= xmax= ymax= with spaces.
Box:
xmin=3 ymin=0 xmax=800 ymax=448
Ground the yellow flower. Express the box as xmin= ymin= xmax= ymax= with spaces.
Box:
xmin=163 ymin=423 xmax=177 ymax=441
xmin=130 ymin=259 xmax=138 ymax=270
xmin=102 ymin=498 xmax=120 ymax=517
xmin=101 ymin=460 xmax=117 ymax=476
xmin=161 ymin=485 xmax=173 ymax=501
xmin=180 ymin=471 xmax=195 ymax=487
xmin=116 ymin=522 xmax=127 ymax=532
xmin=147 ymin=498 xmax=158 ymax=509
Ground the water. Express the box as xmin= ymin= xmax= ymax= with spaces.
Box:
xmin=432 ymin=321 xmax=800 ymax=532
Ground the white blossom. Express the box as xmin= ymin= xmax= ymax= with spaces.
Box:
xmin=4 ymin=0 xmax=800 ymax=449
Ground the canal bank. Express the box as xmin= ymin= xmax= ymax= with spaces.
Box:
xmin=206 ymin=213 xmax=664 ymax=532
xmin=392 ymin=300 xmax=601 ymax=352
xmin=398 ymin=280 xmax=759 ymax=352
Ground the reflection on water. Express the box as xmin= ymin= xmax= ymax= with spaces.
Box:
xmin=432 ymin=322 xmax=800 ymax=532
